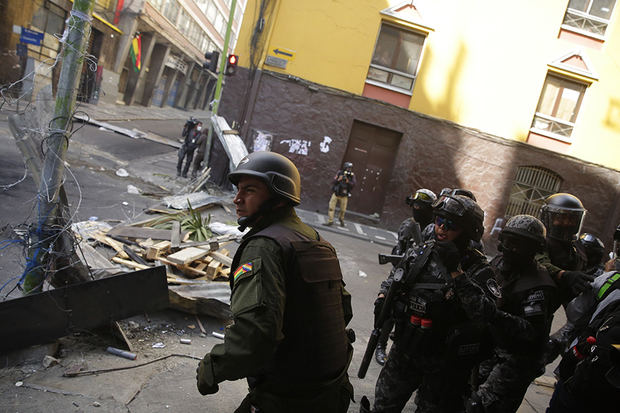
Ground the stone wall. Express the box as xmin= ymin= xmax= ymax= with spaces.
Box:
xmin=219 ymin=68 xmax=620 ymax=249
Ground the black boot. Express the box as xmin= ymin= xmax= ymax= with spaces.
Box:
xmin=360 ymin=395 xmax=372 ymax=413
xmin=375 ymin=344 xmax=387 ymax=365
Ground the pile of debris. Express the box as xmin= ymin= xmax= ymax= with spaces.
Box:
xmin=73 ymin=193 xmax=243 ymax=320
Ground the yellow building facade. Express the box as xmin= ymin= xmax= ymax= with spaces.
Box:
xmin=234 ymin=0 xmax=620 ymax=171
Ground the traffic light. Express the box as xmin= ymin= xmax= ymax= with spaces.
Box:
xmin=204 ymin=50 xmax=219 ymax=73
xmin=225 ymin=54 xmax=238 ymax=76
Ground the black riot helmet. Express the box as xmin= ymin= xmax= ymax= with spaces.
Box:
xmin=540 ymin=193 xmax=586 ymax=241
xmin=229 ymin=151 xmax=301 ymax=205
xmin=578 ymin=233 xmax=605 ymax=269
xmin=433 ymin=194 xmax=485 ymax=242
xmin=500 ymin=214 xmax=546 ymax=254
xmin=439 ymin=188 xmax=477 ymax=202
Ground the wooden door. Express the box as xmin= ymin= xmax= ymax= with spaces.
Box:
xmin=343 ymin=121 xmax=401 ymax=216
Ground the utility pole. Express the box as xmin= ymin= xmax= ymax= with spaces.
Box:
xmin=23 ymin=0 xmax=95 ymax=293
xmin=203 ymin=0 xmax=237 ymax=167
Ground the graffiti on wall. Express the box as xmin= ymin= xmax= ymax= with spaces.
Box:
xmin=280 ymin=138 xmax=311 ymax=155
xmin=320 ymin=136 xmax=332 ymax=153
xmin=252 ymin=129 xmax=274 ymax=152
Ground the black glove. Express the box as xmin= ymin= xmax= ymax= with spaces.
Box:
xmin=196 ymin=359 xmax=219 ymax=395
xmin=436 ymin=241 xmax=461 ymax=273
xmin=374 ymin=295 xmax=385 ymax=321
xmin=561 ymin=271 xmax=593 ymax=295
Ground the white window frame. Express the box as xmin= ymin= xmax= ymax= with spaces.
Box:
xmin=561 ymin=0 xmax=617 ymax=39
xmin=530 ymin=74 xmax=587 ymax=143
xmin=365 ymin=23 xmax=426 ymax=95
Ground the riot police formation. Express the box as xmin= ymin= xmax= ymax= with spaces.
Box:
xmin=361 ymin=195 xmax=533 ymax=412
xmin=466 ymin=215 xmax=561 ymax=412
xmin=374 ymin=188 xmax=437 ymax=366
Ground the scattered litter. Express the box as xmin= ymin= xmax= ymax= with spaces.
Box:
xmin=152 ymin=342 xmax=166 ymax=349
xmin=122 ymin=201 xmax=129 ymax=206
xmin=359 ymin=270 xmax=367 ymax=278
xmin=15 ymin=381 xmax=23 ymax=387
xmin=99 ymin=126 xmax=112 ymax=132
xmin=180 ymin=338 xmax=192 ymax=345
xmin=163 ymin=193 xmax=223 ymax=210
xmin=106 ymin=346 xmax=137 ymax=360
xmin=128 ymin=321 xmax=139 ymax=329
xmin=88 ymin=216 xmax=98 ymax=221
xmin=210 ymin=222 xmax=246 ymax=236
xmin=127 ymin=184 xmax=140 ymax=194
xmin=71 ymin=220 xmax=113 ymax=239
xmin=211 ymin=332 xmax=225 ymax=339
xmin=42 ymin=355 xmax=59 ymax=368
xmin=93 ymin=401 xmax=101 ymax=407
xmin=73 ymin=401 xmax=79 ymax=407
xmin=187 ymin=324 xmax=196 ymax=329
xmin=116 ymin=168 xmax=129 ymax=177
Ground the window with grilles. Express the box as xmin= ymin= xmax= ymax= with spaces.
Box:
xmin=504 ymin=166 xmax=562 ymax=219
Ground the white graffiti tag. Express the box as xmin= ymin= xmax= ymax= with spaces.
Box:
xmin=280 ymin=139 xmax=311 ymax=156
xmin=320 ymin=136 xmax=332 ymax=153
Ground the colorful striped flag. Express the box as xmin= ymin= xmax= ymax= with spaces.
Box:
xmin=130 ymin=33 xmax=141 ymax=72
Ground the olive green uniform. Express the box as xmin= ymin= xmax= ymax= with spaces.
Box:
xmin=198 ymin=208 xmax=353 ymax=412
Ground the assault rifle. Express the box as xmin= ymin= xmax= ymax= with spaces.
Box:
xmin=377 ymin=221 xmax=423 ymax=266
xmin=358 ymin=222 xmax=426 ymax=379
xmin=357 ymin=267 xmax=405 ymax=379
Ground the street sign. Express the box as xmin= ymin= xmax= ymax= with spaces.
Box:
xmin=20 ymin=27 xmax=44 ymax=46
xmin=265 ymin=55 xmax=287 ymax=69
xmin=16 ymin=43 xmax=28 ymax=57
xmin=271 ymin=47 xmax=295 ymax=60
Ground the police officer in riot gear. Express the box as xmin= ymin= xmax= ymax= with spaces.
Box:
xmin=547 ymin=270 xmax=620 ymax=413
xmin=375 ymin=188 xmax=437 ymax=366
xmin=196 ymin=151 xmax=354 ymax=412
xmin=365 ymin=195 xmax=528 ymax=413
xmin=579 ymin=233 xmax=606 ymax=277
xmin=467 ymin=215 xmax=560 ymax=413
xmin=537 ymin=193 xmax=591 ymax=299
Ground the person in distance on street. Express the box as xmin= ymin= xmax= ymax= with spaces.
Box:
xmin=196 ymin=151 xmax=354 ymax=413
xmin=324 ymin=162 xmax=356 ymax=227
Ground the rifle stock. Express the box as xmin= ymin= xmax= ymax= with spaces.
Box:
xmin=357 ymin=268 xmax=404 ymax=379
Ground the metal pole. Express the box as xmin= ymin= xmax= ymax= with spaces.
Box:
xmin=23 ymin=0 xmax=95 ymax=293
xmin=203 ymin=0 xmax=237 ymax=167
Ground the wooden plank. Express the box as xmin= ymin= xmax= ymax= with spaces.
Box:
xmin=107 ymin=225 xmax=185 ymax=241
xmin=112 ymin=257 xmax=150 ymax=271
xmin=166 ymin=247 xmax=210 ymax=265
xmin=158 ymin=256 xmax=207 ymax=278
xmin=206 ymin=260 xmax=221 ymax=278
xmin=91 ymin=231 xmax=129 ymax=259
xmin=146 ymin=241 xmax=171 ymax=260
xmin=0 ymin=267 xmax=169 ymax=352
xmin=209 ymin=251 xmax=233 ymax=267
xmin=171 ymin=221 xmax=181 ymax=248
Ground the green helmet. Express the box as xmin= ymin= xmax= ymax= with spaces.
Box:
xmin=228 ymin=151 xmax=301 ymax=205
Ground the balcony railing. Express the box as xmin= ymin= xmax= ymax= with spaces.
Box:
xmin=562 ymin=8 xmax=610 ymax=37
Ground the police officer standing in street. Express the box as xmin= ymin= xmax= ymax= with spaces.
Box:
xmin=375 ymin=188 xmax=437 ymax=365
xmin=196 ymin=151 xmax=354 ymax=413
xmin=363 ymin=194 xmax=524 ymax=412
xmin=325 ymin=162 xmax=356 ymax=227
xmin=177 ymin=121 xmax=203 ymax=178
xmin=467 ymin=215 xmax=560 ymax=412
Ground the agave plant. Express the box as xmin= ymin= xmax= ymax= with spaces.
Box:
xmin=153 ymin=200 xmax=212 ymax=241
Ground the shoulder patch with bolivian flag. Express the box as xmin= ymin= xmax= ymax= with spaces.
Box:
xmin=233 ymin=262 xmax=253 ymax=281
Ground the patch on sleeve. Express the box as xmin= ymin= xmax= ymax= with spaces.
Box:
xmin=233 ymin=262 xmax=253 ymax=281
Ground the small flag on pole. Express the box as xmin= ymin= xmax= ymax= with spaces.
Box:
xmin=130 ymin=33 xmax=141 ymax=72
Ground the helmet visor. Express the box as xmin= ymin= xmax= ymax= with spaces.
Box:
xmin=545 ymin=210 xmax=584 ymax=240
xmin=433 ymin=196 xmax=467 ymax=218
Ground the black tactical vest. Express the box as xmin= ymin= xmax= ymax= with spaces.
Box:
xmin=231 ymin=223 xmax=349 ymax=382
